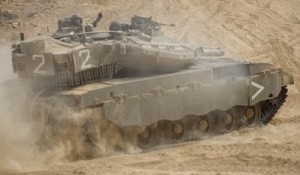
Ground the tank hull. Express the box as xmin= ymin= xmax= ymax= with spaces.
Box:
xmin=30 ymin=57 xmax=291 ymax=150
xmin=40 ymin=58 xmax=289 ymax=127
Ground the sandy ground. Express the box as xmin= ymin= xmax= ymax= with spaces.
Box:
xmin=0 ymin=0 xmax=300 ymax=175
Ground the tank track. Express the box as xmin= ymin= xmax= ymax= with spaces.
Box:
xmin=135 ymin=86 xmax=288 ymax=148
xmin=261 ymin=86 xmax=288 ymax=124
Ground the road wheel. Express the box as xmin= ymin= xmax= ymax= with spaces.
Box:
xmin=193 ymin=114 xmax=215 ymax=138
xmin=137 ymin=125 xmax=155 ymax=148
xmin=170 ymin=121 xmax=185 ymax=142
xmin=244 ymin=104 xmax=261 ymax=126
xmin=216 ymin=108 xmax=238 ymax=133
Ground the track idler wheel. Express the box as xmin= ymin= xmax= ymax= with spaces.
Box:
xmin=243 ymin=104 xmax=261 ymax=126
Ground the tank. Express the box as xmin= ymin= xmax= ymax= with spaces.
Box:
xmin=11 ymin=15 xmax=294 ymax=151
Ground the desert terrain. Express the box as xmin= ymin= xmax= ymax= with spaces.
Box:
xmin=0 ymin=0 xmax=300 ymax=175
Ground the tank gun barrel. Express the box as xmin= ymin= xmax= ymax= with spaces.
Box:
xmin=52 ymin=31 xmax=75 ymax=39
xmin=151 ymin=21 xmax=176 ymax=27
xmin=130 ymin=15 xmax=175 ymax=28
xmin=195 ymin=47 xmax=225 ymax=57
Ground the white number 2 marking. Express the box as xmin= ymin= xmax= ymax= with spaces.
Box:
xmin=32 ymin=54 xmax=46 ymax=74
xmin=79 ymin=50 xmax=93 ymax=70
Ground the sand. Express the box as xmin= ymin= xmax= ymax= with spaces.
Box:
xmin=0 ymin=0 xmax=300 ymax=175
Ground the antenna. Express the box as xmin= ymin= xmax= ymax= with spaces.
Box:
xmin=81 ymin=19 xmax=87 ymax=43
xmin=20 ymin=22 xmax=25 ymax=41
xmin=47 ymin=26 xmax=50 ymax=35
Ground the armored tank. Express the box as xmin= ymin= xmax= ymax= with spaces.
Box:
xmin=11 ymin=15 xmax=293 ymax=150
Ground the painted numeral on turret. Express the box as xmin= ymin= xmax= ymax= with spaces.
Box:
xmin=79 ymin=50 xmax=93 ymax=70
xmin=32 ymin=54 xmax=46 ymax=74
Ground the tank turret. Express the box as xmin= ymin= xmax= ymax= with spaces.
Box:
xmin=12 ymin=15 xmax=218 ymax=87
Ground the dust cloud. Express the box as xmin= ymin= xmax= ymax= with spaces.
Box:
xmin=0 ymin=85 xmax=139 ymax=173
xmin=0 ymin=42 xmax=16 ymax=83
xmin=33 ymin=105 xmax=141 ymax=162
xmin=0 ymin=80 xmax=41 ymax=173
xmin=0 ymin=42 xmax=41 ymax=174
xmin=0 ymin=43 xmax=139 ymax=173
